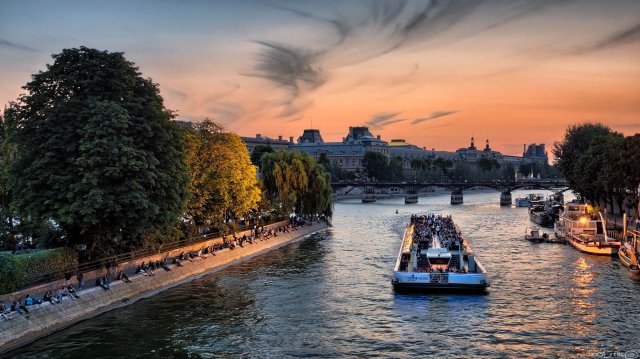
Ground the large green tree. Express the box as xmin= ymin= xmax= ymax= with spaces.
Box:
xmin=553 ymin=123 xmax=612 ymax=189
xmin=183 ymin=119 xmax=261 ymax=233
xmin=250 ymin=145 xmax=274 ymax=168
xmin=4 ymin=47 xmax=189 ymax=256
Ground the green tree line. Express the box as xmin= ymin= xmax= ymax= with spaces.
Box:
xmin=553 ymin=123 xmax=640 ymax=218
xmin=0 ymin=47 xmax=332 ymax=258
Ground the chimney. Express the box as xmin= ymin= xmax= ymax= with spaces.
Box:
xmin=278 ymin=135 xmax=282 ymax=141
xmin=256 ymin=134 xmax=262 ymax=139
xmin=377 ymin=135 xmax=381 ymax=140
xmin=289 ymin=136 xmax=294 ymax=143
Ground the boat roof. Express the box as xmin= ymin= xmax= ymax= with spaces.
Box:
xmin=426 ymin=248 xmax=452 ymax=258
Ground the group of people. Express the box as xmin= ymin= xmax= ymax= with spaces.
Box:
xmin=410 ymin=214 xmax=467 ymax=273
xmin=1 ymin=218 xmax=318 ymax=323
xmin=0 ymin=284 xmax=81 ymax=320
xmin=411 ymin=214 xmax=464 ymax=251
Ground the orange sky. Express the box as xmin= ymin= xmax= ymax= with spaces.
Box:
xmin=1 ymin=0 xmax=639 ymax=155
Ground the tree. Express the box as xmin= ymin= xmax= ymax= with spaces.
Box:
xmin=183 ymin=119 xmax=261 ymax=233
xmin=388 ymin=156 xmax=404 ymax=181
xmin=261 ymin=151 xmax=332 ymax=217
xmin=362 ymin=152 xmax=388 ymax=180
xmin=553 ymin=123 xmax=612 ymax=188
xmin=4 ymin=47 xmax=189 ymax=256
xmin=250 ymin=145 xmax=274 ymax=168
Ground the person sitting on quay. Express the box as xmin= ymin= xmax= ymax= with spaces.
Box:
xmin=42 ymin=290 xmax=58 ymax=305
xmin=161 ymin=258 xmax=172 ymax=271
xmin=116 ymin=270 xmax=132 ymax=283
xmin=0 ymin=301 xmax=12 ymax=321
xmin=24 ymin=294 xmax=40 ymax=306
xmin=12 ymin=300 xmax=30 ymax=319
xmin=63 ymin=285 xmax=79 ymax=300
xmin=172 ymin=256 xmax=184 ymax=267
xmin=96 ymin=276 xmax=110 ymax=290
xmin=55 ymin=286 xmax=66 ymax=302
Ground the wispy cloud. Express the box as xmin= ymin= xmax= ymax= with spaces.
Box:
xmin=576 ymin=21 xmax=640 ymax=53
xmin=0 ymin=39 xmax=37 ymax=52
xmin=365 ymin=112 xmax=406 ymax=129
xmin=209 ymin=102 xmax=246 ymax=123
xmin=411 ymin=110 xmax=458 ymax=125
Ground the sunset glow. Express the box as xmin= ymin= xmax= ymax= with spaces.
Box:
xmin=1 ymin=0 xmax=639 ymax=155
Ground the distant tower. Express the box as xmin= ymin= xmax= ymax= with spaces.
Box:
xmin=485 ymin=139 xmax=490 ymax=151
xmin=469 ymin=136 xmax=476 ymax=150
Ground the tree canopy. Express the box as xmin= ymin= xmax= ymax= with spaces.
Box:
xmin=554 ymin=123 xmax=639 ymax=218
xmin=260 ymin=151 xmax=332 ymax=218
xmin=250 ymin=145 xmax=274 ymax=168
xmin=182 ymin=119 xmax=261 ymax=233
xmin=4 ymin=47 xmax=189 ymax=255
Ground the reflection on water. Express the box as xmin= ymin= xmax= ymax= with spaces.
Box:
xmin=5 ymin=190 xmax=640 ymax=358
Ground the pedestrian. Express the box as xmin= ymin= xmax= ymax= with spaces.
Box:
xmin=76 ymin=270 xmax=84 ymax=289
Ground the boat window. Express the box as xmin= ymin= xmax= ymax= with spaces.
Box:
xmin=596 ymin=221 xmax=603 ymax=234
xmin=428 ymin=258 xmax=450 ymax=265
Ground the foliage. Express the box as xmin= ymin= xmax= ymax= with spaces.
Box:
xmin=0 ymin=248 xmax=78 ymax=294
xmin=261 ymin=151 xmax=332 ymax=217
xmin=552 ymin=122 xmax=612 ymax=189
xmin=182 ymin=119 xmax=261 ymax=233
xmin=4 ymin=47 xmax=189 ymax=257
xmin=554 ymin=123 xmax=639 ymax=217
xmin=250 ymin=145 xmax=275 ymax=168
xmin=362 ymin=152 xmax=388 ymax=180
xmin=478 ymin=158 xmax=500 ymax=172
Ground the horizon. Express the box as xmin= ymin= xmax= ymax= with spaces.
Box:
xmin=1 ymin=0 xmax=639 ymax=156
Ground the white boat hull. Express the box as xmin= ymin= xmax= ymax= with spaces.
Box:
xmin=567 ymin=235 xmax=618 ymax=256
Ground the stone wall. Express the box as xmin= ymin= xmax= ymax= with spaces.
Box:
xmin=0 ymin=221 xmax=328 ymax=355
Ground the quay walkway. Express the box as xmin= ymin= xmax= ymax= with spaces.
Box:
xmin=0 ymin=221 xmax=328 ymax=355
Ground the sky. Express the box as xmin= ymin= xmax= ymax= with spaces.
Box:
xmin=1 ymin=0 xmax=639 ymax=156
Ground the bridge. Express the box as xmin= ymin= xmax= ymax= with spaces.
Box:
xmin=331 ymin=179 xmax=569 ymax=205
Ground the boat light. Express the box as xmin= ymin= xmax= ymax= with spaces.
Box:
xmin=579 ymin=216 xmax=588 ymax=225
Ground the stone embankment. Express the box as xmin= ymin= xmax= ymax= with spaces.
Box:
xmin=0 ymin=221 xmax=328 ymax=355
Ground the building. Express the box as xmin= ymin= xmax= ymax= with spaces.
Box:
xmin=523 ymin=144 xmax=548 ymax=164
xmin=240 ymin=126 xmax=545 ymax=172
xmin=241 ymin=134 xmax=293 ymax=157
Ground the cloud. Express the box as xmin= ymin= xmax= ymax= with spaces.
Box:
xmin=250 ymin=41 xmax=326 ymax=99
xmin=576 ymin=21 xmax=640 ymax=53
xmin=167 ymin=89 xmax=188 ymax=102
xmin=411 ymin=110 xmax=458 ymax=125
xmin=364 ymin=112 xmax=406 ymax=129
xmin=209 ymin=102 xmax=246 ymax=123
xmin=0 ymin=39 xmax=37 ymax=52
xmin=205 ymin=83 xmax=240 ymax=103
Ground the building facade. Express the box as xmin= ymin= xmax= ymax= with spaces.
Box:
xmin=241 ymin=126 xmax=544 ymax=172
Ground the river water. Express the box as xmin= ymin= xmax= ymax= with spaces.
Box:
xmin=6 ymin=190 xmax=640 ymax=358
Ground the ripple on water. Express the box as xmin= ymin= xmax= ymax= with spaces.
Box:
xmin=5 ymin=191 xmax=640 ymax=358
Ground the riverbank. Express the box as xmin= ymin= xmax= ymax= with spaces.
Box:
xmin=0 ymin=221 xmax=328 ymax=355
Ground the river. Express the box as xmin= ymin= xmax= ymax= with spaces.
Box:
xmin=5 ymin=190 xmax=640 ymax=358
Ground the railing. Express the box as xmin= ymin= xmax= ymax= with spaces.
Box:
xmin=14 ymin=217 xmax=288 ymax=291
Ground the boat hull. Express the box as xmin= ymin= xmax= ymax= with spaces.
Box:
xmin=619 ymin=249 xmax=640 ymax=274
xmin=392 ymin=272 xmax=490 ymax=292
xmin=529 ymin=211 xmax=554 ymax=228
xmin=567 ymin=236 xmax=619 ymax=256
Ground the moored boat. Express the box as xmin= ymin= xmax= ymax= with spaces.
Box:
xmin=515 ymin=193 xmax=544 ymax=207
xmin=556 ymin=201 xmax=620 ymax=256
xmin=619 ymin=230 xmax=640 ymax=274
xmin=524 ymin=226 xmax=545 ymax=243
xmin=392 ymin=214 xmax=490 ymax=292
xmin=529 ymin=201 xmax=554 ymax=228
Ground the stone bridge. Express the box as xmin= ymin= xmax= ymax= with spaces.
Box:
xmin=331 ymin=179 xmax=569 ymax=205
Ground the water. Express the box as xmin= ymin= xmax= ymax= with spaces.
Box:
xmin=6 ymin=190 xmax=640 ymax=358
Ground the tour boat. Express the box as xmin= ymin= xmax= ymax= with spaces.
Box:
xmin=362 ymin=193 xmax=376 ymax=203
xmin=392 ymin=214 xmax=490 ymax=292
xmin=619 ymin=230 xmax=640 ymax=274
xmin=515 ymin=193 xmax=544 ymax=207
xmin=556 ymin=201 xmax=620 ymax=256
